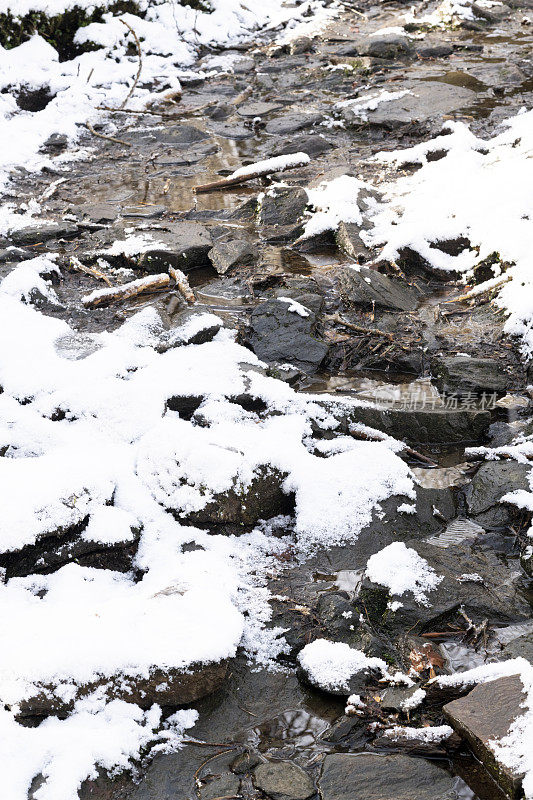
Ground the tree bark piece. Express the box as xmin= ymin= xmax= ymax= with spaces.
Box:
xmin=169 ymin=266 xmax=196 ymax=303
xmin=82 ymin=273 xmax=170 ymax=308
xmin=194 ymin=153 xmax=310 ymax=194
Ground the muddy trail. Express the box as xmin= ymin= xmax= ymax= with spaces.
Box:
xmin=2 ymin=0 xmax=532 ymax=799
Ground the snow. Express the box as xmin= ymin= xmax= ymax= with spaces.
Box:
xmin=365 ymin=542 xmax=443 ymax=605
xmin=336 ymin=89 xmax=411 ymax=122
xmin=277 ymin=297 xmax=310 ymax=317
xmin=298 ymin=639 xmax=388 ymax=693
xmin=382 ymin=724 xmax=453 ymax=742
xmin=229 ymin=152 xmax=310 ymax=180
xmin=303 ymin=175 xmax=371 ymax=238
xmin=401 ymin=687 xmax=426 ymax=711
xmin=0 ymin=255 xmax=414 ymax=793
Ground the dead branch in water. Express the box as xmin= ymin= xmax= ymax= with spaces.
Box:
xmin=169 ymin=266 xmax=196 ymax=303
xmin=82 ymin=273 xmax=170 ymax=308
xmin=194 ymin=153 xmax=310 ymax=193
xmin=119 ymin=18 xmax=143 ymax=110
xmin=70 ymin=256 xmax=112 ymax=287
xmin=444 ymin=273 xmax=511 ymax=304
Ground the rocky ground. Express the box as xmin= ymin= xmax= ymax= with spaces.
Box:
xmin=1 ymin=0 xmax=533 ymax=798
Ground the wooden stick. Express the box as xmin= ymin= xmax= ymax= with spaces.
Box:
xmin=119 ymin=19 xmax=143 ymax=110
xmin=70 ymin=256 xmax=112 ymax=287
xmin=194 ymin=153 xmax=310 ymax=194
xmin=169 ymin=266 xmax=196 ymax=304
xmin=82 ymin=273 xmax=170 ymax=308
xmin=86 ymin=122 xmax=132 ymax=148
xmin=349 ymin=427 xmax=438 ymax=466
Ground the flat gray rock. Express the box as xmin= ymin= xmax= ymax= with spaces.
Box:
xmin=464 ymin=461 xmax=531 ymax=523
xmin=444 ymin=676 xmax=526 ymax=797
xmin=208 ymin=239 xmax=258 ymax=274
xmin=265 ymin=112 xmax=322 ymax=135
xmin=253 ymin=760 xmax=315 ymax=800
xmin=341 ymin=82 xmax=475 ymax=128
xmin=319 ymin=753 xmax=458 ymax=800
xmin=434 ymin=356 xmax=511 ymax=394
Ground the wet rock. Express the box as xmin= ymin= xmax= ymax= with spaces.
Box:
xmin=128 ymin=124 xmax=210 ymax=147
xmin=464 ymin=460 xmax=531 ymax=527
xmin=138 ymin=222 xmax=212 ymax=273
xmin=199 ymin=772 xmax=240 ymax=800
xmin=444 ymin=675 xmax=526 ymax=797
xmin=359 ymin=34 xmax=414 ymax=59
xmin=357 ymin=539 xmax=530 ymax=637
xmin=253 ymin=760 xmax=315 ymax=800
xmin=321 ymin=715 xmax=368 ymax=750
xmin=10 ymin=221 xmax=79 ymax=245
xmin=79 ymin=203 xmax=119 ymax=224
xmin=340 ymin=83 xmax=475 ymax=129
xmin=487 ymin=421 xmax=517 ymax=447
xmin=347 ymin=404 xmax=490 ymax=444
xmin=208 ymin=239 xmax=258 ymax=275
xmin=184 ymin=467 xmax=293 ymax=532
xmin=521 ymin=546 xmax=532 ymax=578
xmin=246 ymin=298 xmax=328 ymax=374
xmin=373 ymin=727 xmax=461 ymax=757
xmin=237 ymin=100 xmax=283 ymax=117
xmin=434 ymin=356 xmax=511 ymax=395
xmin=0 ymin=247 xmax=32 ymax=263
xmin=417 ymin=44 xmax=454 ymax=58
xmin=319 ymin=753 xmax=458 ymax=800
xmin=335 ymin=222 xmax=370 ymax=263
xmin=290 ymin=36 xmax=314 ymax=54
xmin=265 ymin=112 xmax=322 ymax=135
xmin=337 ymin=265 xmax=419 ymax=311
xmin=379 ymin=685 xmax=423 ymax=713
xmin=314 ymin=591 xmax=358 ymax=643
xmin=259 ymin=186 xmax=308 ymax=226
xmin=41 ymin=132 xmax=68 ymax=151
xmin=272 ymin=133 xmax=335 ymax=158
xmin=231 ymin=749 xmax=263 ymax=774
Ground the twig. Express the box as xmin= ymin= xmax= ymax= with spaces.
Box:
xmin=119 ymin=18 xmax=143 ymax=110
xmin=169 ymin=266 xmax=196 ymax=303
xmin=329 ymin=313 xmax=394 ymax=340
xmin=70 ymin=256 xmax=112 ymax=287
xmin=86 ymin=122 xmax=132 ymax=148
xmin=194 ymin=152 xmax=310 ymax=194
xmin=82 ymin=273 xmax=170 ymax=308
xmin=444 ymin=273 xmax=511 ymax=304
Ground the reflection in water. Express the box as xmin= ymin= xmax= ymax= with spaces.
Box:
xmin=245 ymin=709 xmax=332 ymax=756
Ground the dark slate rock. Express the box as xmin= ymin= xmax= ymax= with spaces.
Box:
xmin=10 ymin=221 xmax=79 ymax=245
xmin=208 ymin=240 xmax=258 ymax=275
xmin=237 ymin=101 xmax=283 ymax=117
xmin=123 ymin=205 xmax=166 ymax=219
xmin=246 ymin=298 xmax=328 ymax=374
xmin=444 ymin=676 xmax=526 ymax=797
xmin=231 ymin=750 xmax=263 ymax=774
xmin=139 ymin=222 xmax=212 ymax=273
xmin=434 ymin=356 xmax=511 ymax=395
xmin=199 ymin=772 xmax=240 ymax=800
xmin=259 ymin=186 xmax=308 ymax=226
xmin=347 ymin=403 xmax=490 ymax=444
xmin=337 ymin=265 xmax=419 ymax=312
xmin=359 ymin=34 xmax=414 ymax=59
xmin=319 ymin=753 xmax=458 ymax=800
xmin=265 ymin=112 xmax=322 ymax=135
xmin=253 ymin=760 xmax=315 ymax=800
xmin=379 ymin=685 xmax=423 ymax=713
xmin=272 ymin=133 xmax=336 ymax=158
xmin=464 ymin=461 xmax=531 ymax=526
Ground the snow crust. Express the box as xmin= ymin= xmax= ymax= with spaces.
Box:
xmin=298 ymin=639 xmax=387 ymax=693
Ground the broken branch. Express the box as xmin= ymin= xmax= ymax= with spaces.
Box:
xmin=169 ymin=266 xmax=196 ymax=304
xmin=86 ymin=122 xmax=132 ymax=148
xmin=349 ymin=427 xmax=437 ymax=466
xmin=444 ymin=273 xmax=511 ymax=304
xmin=194 ymin=152 xmax=310 ymax=193
xmin=82 ymin=273 xmax=170 ymax=308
